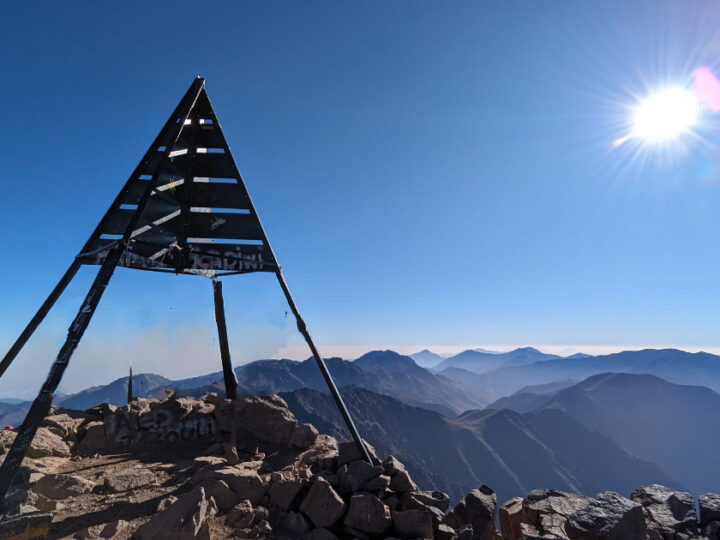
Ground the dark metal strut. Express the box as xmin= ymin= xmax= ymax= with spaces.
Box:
xmin=212 ymin=279 xmax=238 ymax=400
xmin=275 ymin=269 xmax=373 ymax=464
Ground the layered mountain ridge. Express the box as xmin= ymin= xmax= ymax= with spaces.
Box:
xmin=2 ymin=347 xmax=718 ymax=506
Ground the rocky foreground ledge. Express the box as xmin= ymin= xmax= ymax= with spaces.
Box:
xmin=0 ymin=393 xmax=717 ymax=539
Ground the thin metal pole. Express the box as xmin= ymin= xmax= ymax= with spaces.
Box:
xmin=127 ymin=366 xmax=133 ymax=404
xmin=274 ymin=269 xmax=372 ymax=464
xmin=212 ymin=279 xmax=238 ymax=399
xmin=0 ymin=260 xmax=81 ymax=380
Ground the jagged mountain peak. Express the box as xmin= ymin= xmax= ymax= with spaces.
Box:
xmin=354 ymin=350 xmax=418 ymax=368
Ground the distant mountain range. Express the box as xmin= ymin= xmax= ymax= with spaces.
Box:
xmin=431 ymin=347 xmax=720 ymax=402
xmin=452 ymin=349 xmax=720 ymax=398
xmin=434 ymin=346 xmax=560 ymax=374
xmin=487 ymin=372 xmax=720 ymax=497
xmin=282 ymin=385 xmax=678 ymax=503
xmin=0 ymin=350 xmax=486 ymax=423
xmin=2 ymin=347 xmax=718 ymax=502
xmin=409 ymin=349 xmax=446 ymax=368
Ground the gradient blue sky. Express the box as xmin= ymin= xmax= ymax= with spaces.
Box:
xmin=3 ymin=1 xmax=720 ymax=396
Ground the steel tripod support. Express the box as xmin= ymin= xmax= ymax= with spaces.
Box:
xmin=0 ymin=249 xmax=122 ymax=510
xmin=212 ymin=279 xmax=241 ymax=464
xmin=212 ymin=279 xmax=238 ymax=399
xmin=0 ymin=78 xmax=204 ymax=511
xmin=274 ymin=269 xmax=372 ymax=464
xmin=0 ymin=260 xmax=81 ymax=380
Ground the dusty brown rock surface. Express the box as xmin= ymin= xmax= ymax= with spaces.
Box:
xmin=2 ymin=392 xmax=719 ymax=540
xmin=0 ymin=393 xmax=452 ymax=539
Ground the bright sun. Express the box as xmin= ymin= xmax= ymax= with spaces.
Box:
xmin=631 ymin=87 xmax=700 ymax=143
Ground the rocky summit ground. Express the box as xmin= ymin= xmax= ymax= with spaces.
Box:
xmin=0 ymin=393 xmax=718 ymax=539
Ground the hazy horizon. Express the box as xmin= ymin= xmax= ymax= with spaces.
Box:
xmin=2 ymin=341 xmax=719 ymax=399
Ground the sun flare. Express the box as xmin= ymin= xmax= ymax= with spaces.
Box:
xmin=631 ymin=87 xmax=700 ymax=143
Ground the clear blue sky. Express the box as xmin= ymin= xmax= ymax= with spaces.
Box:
xmin=2 ymin=1 xmax=720 ymax=395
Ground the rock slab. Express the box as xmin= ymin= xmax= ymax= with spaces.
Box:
xmin=343 ymin=492 xmax=391 ymax=534
xmin=443 ymin=485 xmax=499 ymax=540
xmin=299 ymin=477 xmax=347 ymax=528
xmin=565 ymin=491 xmax=646 ymax=540
xmin=135 ymin=485 xmax=217 ymax=540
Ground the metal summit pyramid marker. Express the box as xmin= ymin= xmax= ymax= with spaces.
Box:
xmin=0 ymin=77 xmax=372 ymax=507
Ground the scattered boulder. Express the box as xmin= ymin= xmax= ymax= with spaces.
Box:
xmin=565 ymin=491 xmax=646 ymax=540
xmin=75 ymin=421 xmax=107 ymax=456
xmin=382 ymin=455 xmax=406 ymax=476
xmin=198 ymin=479 xmax=236 ymax=511
xmin=343 ymin=492 xmax=392 ymax=534
xmin=389 ymin=468 xmax=419 ymax=493
xmin=499 ymin=497 xmax=525 ymax=540
xmin=25 ymin=427 xmax=70 ymax=459
xmin=392 ymin=508 xmax=434 ymax=538
xmin=399 ymin=492 xmax=446 ymax=530
xmin=337 ymin=459 xmax=384 ymax=493
xmin=413 ymin=489 xmax=451 ymax=512
xmin=227 ymin=499 xmax=254 ymax=529
xmin=443 ymin=485 xmax=499 ymax=540
xmin=32 ymin=473 xmax=95 ymax=499
xmin=43 ymin=412 xmax=84 ymax=441
xmin=290 ymin=423 xmax=319 ymax=449
xmin=630 ymin=484 xmax=698 ymax=539
xmin=700 ymin=493 xmax=720 ymax=526
xmin=192 ymin=465 xmax=263 ymax=504
xmin=269 ymin=477 xmax=305 ymax=510
xmin=0 ymin=429 xmax=17 ymax=454
xmin=362 ymin=474 xmax=391 ymax=492
xmin=232 ymin=395 xmax=298 ymax=447
xmin=104 ymin=467 xmax=157 ymax=493
xmin=134 ymin=485 xmax=217 ymax=540
xmin=299 ymin=477 xmax=347 ymax=528
xmin=505 ymin=489 xmax=592 ymax=539
xmin=5 ymin=488 xmax=59 ymax=514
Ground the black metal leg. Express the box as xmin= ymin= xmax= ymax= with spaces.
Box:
xmin=0 ymin=260 xmax=81 ymax=380
xmin=213 ymin=279 xmax=238 ymax=399
xmin=274 ymin=270 xmax=372 ymax=464
xmin=0 ymin=251 xmax=122 ymax=509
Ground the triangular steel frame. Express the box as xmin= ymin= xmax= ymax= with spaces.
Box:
xmin=0 ymin=78 xmax=371 ymax=509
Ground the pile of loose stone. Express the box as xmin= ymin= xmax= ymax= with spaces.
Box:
xmin=0 ymin=393 xmax=497 ymax=539
xmin=500 ymin=485 xmax=720 ymax=540
xmin=1 ymin=392 xmax=720 ymax=539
